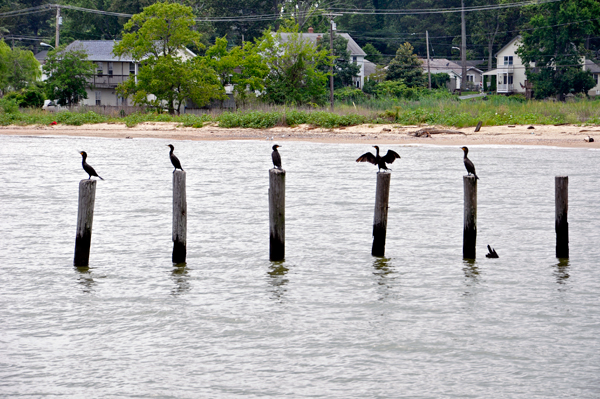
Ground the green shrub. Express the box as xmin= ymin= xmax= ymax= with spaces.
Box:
xmin=0 ymin=98 xmax=19 ymax=114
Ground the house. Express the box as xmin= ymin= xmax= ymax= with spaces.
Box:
xmin=483 ymin=36 xmax=600 ymax=96
xmin=277 ymin=28 xmax=367 ymax=88
xmin=420 ymin=58 xmax=483 ymax=91
xmin=584 ymin=59 xmax=600 ymax=96
xmin=482 ymin=36 xmax=528 ymax=94
xmin=62 ymin=40 xmax=195 ymax=106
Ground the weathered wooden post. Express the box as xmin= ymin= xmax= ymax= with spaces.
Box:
xmin=74 ymin=179 xmax=96 ymax=267
xmin=372 ymin=172 xmax=391 ymax=257
xmin=555 ymin=176 xmax=569 ymax=258
xmin=172 ymin=170 xmax=187 ymax=264
xmin=463 ymin=175 xmax=477 ymax=259
xmin=269 ymin=168 xmax=285 ymax=261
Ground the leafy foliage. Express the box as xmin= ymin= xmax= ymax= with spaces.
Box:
xmin=385 ymin=42 xmax=426 ymax=88
xmin=517 ymin=0 xmax=600 ymax=99
xmin=113 ymin=2 xmax=224 ymax=114
xmin=43 ymin=44 xmax=95 ymax=106
xmin=258 ymin=23 xmax=331 ymax=106
xmin=317 ymin=33 xmax=361 ymax=89
xmin=0 ymin=40 xmax=41 ymax=95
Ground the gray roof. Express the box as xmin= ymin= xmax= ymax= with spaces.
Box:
xmin=420 ymin=58 xmax=483 ymax=77
xmin=584 ymin=59 xmax=600 ymax=73
xmin=277 ymin=32 xmax=367 ymax=57
xmin=34 ymin=50 xmax=48 ymax=63
xmin=64 ymin=40 xmax=134 ymax=62
xmin=364 ymin=59 xmax=377 ymax=77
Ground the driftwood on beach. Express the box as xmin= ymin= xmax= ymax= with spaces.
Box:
xmin=409 ymin=128 xmax=467 ymax=137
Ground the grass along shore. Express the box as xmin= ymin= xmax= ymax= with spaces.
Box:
xmin=1 ymin=96 xmax=600 ymax=129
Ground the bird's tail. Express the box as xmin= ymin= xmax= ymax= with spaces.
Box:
xmin=98 ymin=176 xmax=105 ymax=180
xmin=475 ymin=174 xmax=479 ymax=180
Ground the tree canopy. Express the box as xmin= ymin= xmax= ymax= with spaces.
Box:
xmin=517 ymin=0 xmax=600 ymax=99
xmin=43 ymin=44 xmax=95 ymax=105
xmin=385 ymin=42 xmax=426 ymax=88
xmin=113 ymin=2 xmax=223 ymax=113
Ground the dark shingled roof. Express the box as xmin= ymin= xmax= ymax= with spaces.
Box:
xmin=277 ymin=33 xmax=367 ymax=57
xmin=63 ymin=40 xmax=134 ymax=62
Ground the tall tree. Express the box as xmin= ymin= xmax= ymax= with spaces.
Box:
xmin=113 ymin=2 xmax=223 ymax=113
xmin=43 ymin=44 xmax=95 ymax=105
xmin=517 ymin=0 xmax=600 ymax=99
xmin=258 ymin=23 xmax=331 ymax=105
xmin=385 ymin=42 xmax=426 ymax=87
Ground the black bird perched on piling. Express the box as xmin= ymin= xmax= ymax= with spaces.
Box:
xmin=79 ymin=151 xmax=104 ymax=180
xmin=356 ymin=146 xmax=401 ymax=172
xmin=167 ymin=144 xmax=183 ymax=173
xmin=461 ymin=146 xmax=479 ymax=179
xmin=272 ymin=144 xmax=282 ymax=169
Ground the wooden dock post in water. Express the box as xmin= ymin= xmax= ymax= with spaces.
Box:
xmin=372 ymin=172 xmax=391 ymax=257
xmin=463 ymin=175 xmax=477 ymax=259
xmin=555 ymin=176 xmax=569 ymax=258
xmin=269 ymin=168 xmax=285 ymax=261
xmin=74 ymin=179 xmax=96 ymax=267
xmin=172 ymin=170 xmax=187 ymax=264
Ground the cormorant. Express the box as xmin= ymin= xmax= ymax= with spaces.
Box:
xmin=79 ymin=151 xmax=104 ymax=180
xmin=167 ymin=144 xmax=184 ymax=172
xmin=486 ymin=245 xmax=499 ymax=258
xmin=461 ymin=146 xmax=479 ymax=179
xmin=356 ymin=146 xmax=401 ymax=172
xmin=271 ymin=144 xmax=282 ymax=169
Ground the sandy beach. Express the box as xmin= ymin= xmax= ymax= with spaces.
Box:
xmin=1 ymin=122 xmax=599 ymax=147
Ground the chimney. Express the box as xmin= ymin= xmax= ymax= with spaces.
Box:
xmin=308 ymin=27 xmax=314 ymax=33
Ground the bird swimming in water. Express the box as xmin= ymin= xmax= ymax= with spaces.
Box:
xmin=272 ymin=144 xmax=282 ymax=169
xmin=461 ymin=146 xmax=479 ymax=179
xmin=167 ymin=144 xmax=183 ymax=172
xmin=356 ymin=146 xmax=401 ymax=172
xmin=79 ymin=151 xmax=104 ymax=180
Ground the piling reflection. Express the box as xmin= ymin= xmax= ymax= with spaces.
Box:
xmin=268 ymin=261 xmax=288 ymax=301
xmin=74 ymin=266 xmax=95 ymax=293
xmin=554 ymin=258 xmax=570 ymax=286
xmin=462 ymin=259 xmax=480 ymax=292
xmin=171 ymin=263 xmax=190 ymax=296
xmin=372 ymin=257 xmax=395 ymax=300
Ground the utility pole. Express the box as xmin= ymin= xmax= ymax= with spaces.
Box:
xmin=324 ymin=12 xmax=342 ymax=111
xmin=460 ymin=0 xmax=467 ymax=95
xmin=426 ymin=30 xmax=431 ymax=90
xmin=55 ymin=5 xmax=61 ymax=48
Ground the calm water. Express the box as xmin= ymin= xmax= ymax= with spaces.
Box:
xmin=1 ymin=135 xmax=599 ymax=398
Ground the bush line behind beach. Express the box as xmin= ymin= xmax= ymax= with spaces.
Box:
xmin=1 ymin=96 xmax=600 ymax=129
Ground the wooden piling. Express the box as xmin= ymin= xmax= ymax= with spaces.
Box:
xmin=269 ymin=168 xmax=285 ymax=261
xmin=172 ymin=170 xmax=187 ymax=264
xmin=74 ymin=179 xmax=96 ymax=267
xmin=555 ymin=176 xmax=569 ymax=258
xmin=372 ymin=172 xmax=391 ymax=257
xmin=463 ymin=175 xmax=477 ymax=259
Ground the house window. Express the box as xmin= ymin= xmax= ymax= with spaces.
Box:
xmin=467 ymin=74 xmax=474 ymax=82
xmin=508 ymin=75 xmax=513 ymax=84
xmin=503 ymin=56 xmax=513 ymax=65
xmin=108 ymin=62 xmax=113 ymax=76
xmin=97 ymin=62 xmax=103 ymax=76
xmin=352 ymin=56 xmax=357 ymax=63
xmin=95 ymin=91 xmax=101 ymax=106
xmin=129 ymin=62 xmax=136 ymax=75
xmin=594 ymin=74 xmax=599 ymax=85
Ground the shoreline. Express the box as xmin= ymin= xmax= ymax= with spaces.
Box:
xmin=1 ymin=122 xmax=599 ymax=147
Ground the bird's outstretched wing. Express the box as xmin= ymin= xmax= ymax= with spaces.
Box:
xmin=356 ymin=152 xmax=376 ymax=164
xmin=382 ymin=150 xmax=401 ymax=164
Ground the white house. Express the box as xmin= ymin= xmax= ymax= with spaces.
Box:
xmin=483 ymin=36 xmax=600 ymax=96
xmin=62 ymin=40 xmax=195 ymax=106
xmin=482 ymin=36 xmax=528 ymax=94
xmin=277 ymin=28 xmax=367 ymax=88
